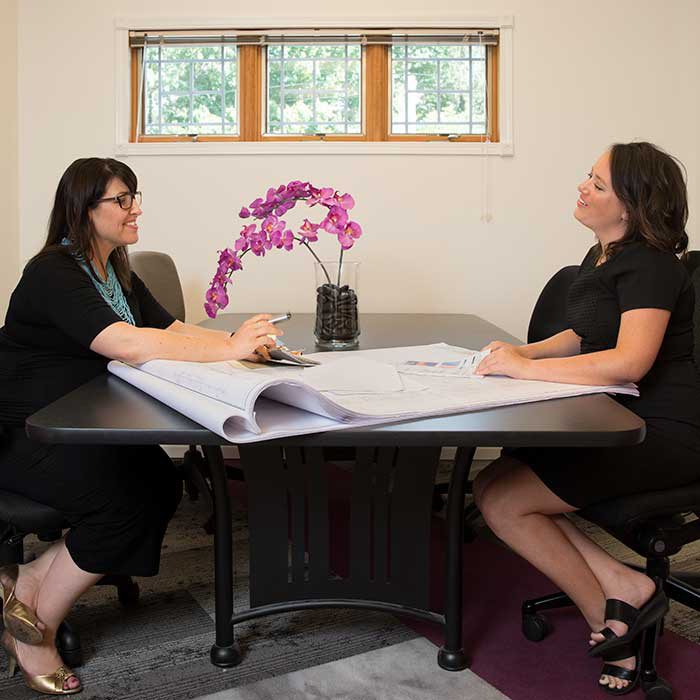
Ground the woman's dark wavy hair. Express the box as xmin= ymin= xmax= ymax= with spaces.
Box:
xmin=600 ymin=141 xmax=689 ymax=261
xmin=33 ymin=157 xmax=137 ymax=291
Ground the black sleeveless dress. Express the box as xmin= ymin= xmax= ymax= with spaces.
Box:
xmin=511 ymin=241 xmax=700 ymax=508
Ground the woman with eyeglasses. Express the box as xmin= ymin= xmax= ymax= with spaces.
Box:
xmin=0 ymin=157 xmax=280 ymax=695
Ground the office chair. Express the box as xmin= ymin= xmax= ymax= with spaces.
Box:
xmin=0 ymin=442 xmax=140 ymax=667
xmin=519 ymin=260 xmax=700 ymax=700
xmin=434 ymin=266 xmax=584 ymax=530
xmin=129 ymin=251 xmax=221 ymax=505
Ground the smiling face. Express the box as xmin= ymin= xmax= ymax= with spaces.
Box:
xmin=574 ymin=151 xmax=628 ymax=244
xmin=88 ymin=178 xmax=142 ymax=261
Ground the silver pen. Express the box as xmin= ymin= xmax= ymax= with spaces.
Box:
xmin=230 ymin=312 xmax=292 ymax=337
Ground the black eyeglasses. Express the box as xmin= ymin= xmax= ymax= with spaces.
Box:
xmin=95 ymin=191 xmax=142 ymax=210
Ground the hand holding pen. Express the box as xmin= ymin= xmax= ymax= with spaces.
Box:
xmin=228 ymin=313 xmax=291 ymax=362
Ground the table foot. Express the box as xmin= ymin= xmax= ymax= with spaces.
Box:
xmin=210 ymin=642 xmax=242 ymax=668
xmin=437 ymin=647 xmax=469 ymax=671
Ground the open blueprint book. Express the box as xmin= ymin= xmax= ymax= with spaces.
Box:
xmin=107 ymin=343 xmax=639 ymax=443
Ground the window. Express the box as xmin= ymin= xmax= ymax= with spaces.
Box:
xmin=142 ymin=46 xmax=238 ymax=136
xmin=128 ymin=28 xmax=500 ymax=143
xmin=391 ymin=45 xmax=487 ymax=135
xmin=267 ymin=45 xmax=362 ymax=135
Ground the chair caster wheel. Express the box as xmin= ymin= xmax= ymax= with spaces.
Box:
xmin=60 ymin=646 xmax=83 ymax=669
xmin=643 ymin=677 xmax=673 ymax=700
xmin=118 ymin=580 xmax=140 ymax=606
xmin=522 ymin=613 xmax=551 ymax=642
xmin=56 ymin=621 xmax=83 ymax=668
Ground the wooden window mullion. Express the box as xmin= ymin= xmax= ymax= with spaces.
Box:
xmin=364 ymin=45 xmax=388 ymax=141
xmin=487 ymin=45 xmax=499 ymax=143
xmin=130 ymin=48 xmax=140 ymax=142
xmin=238 ymin=46 xmax=262 ymax=141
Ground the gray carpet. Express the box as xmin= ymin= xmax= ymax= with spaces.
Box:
xmin=195 ymin=638 xmax=509 ymax=700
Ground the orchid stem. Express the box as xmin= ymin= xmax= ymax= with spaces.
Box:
xmin=337 ymin=248 xmax=344 ymax=287
xmin=299 ymin=239 xmax=332 ymax=285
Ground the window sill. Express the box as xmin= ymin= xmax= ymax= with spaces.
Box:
xmin=114 ymin=140 xmax=514 ymax=157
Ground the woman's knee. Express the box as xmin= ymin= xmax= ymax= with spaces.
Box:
xmin=478 ymin=477 xmax=516 ymax=530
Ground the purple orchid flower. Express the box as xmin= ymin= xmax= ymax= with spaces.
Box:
xmin=322 ymin=205 xmax=349 ymax=234
xmin=239 ymin=207 xmax=250 ymax=218
xmin=338 ymin=221 xmax=363 ymax=249
xmin=250 ymin=233 xmax=270 ymax=257
xmin=261 ymin=215 xmax=283 ymax=236
xmin=299 ymin=218 xmax=319 ymax=242
xmin=335 ymin=192 xmax=355 ymax=210
xmin=205 ymin=283 xmax=229 ymax=309
xmin=274 ymin=229 xmax=294 ymax=251
xmin=217 ymin=248 xmax=239 ymax=274
xmin=307 ymin=186 xmax=336 ymax=208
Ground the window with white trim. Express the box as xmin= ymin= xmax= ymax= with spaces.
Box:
xmin=128 ymin=28 xmax=499 ymax=143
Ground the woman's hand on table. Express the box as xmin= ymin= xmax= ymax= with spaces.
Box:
xmin=475 ymin=341 xmax=532 ymax=379
xmin=229 ymin=314 xmax=283 ymax=362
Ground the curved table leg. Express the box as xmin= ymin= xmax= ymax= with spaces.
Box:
xmin=438 ymin=446 xmax=475 ymax=671
xmin=203 ymin=445 xmax=242 ymax=668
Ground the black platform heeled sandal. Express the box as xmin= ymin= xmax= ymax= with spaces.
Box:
xmin=598 ymin=640 xmax=641 ymax=696
xmin=588 ymin=583 xmax=668 ymax=659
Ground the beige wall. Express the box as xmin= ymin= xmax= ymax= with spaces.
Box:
xmin=1 ymin=0 xmax=19 ymax=321
xmin=15 ymin=0 xmax=700 ymax=340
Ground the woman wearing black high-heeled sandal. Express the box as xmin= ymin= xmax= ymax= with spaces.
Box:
xmin=473 ymin=142 xmax=697 ymax=695
xmin=0 ymin=158 xmax=281 ymax=695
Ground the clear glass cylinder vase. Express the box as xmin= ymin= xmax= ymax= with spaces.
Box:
xmin=314 ymin=261 xmax=360 ymax=349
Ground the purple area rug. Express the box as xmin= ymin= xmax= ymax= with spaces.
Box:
xmin=406 ymin=527 xmax=699 ymax=700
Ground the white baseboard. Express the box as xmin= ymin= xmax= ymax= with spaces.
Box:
xmin=163 ymin=445 xmax=501 ymax=461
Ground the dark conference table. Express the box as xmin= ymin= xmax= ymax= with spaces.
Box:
xmin=26 ymin=313 xmax=645 ymax=670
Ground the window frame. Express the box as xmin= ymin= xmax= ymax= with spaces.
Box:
xmin=114 ymin=17 xmax=514 ymax=156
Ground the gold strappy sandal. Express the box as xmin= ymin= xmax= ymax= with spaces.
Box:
xmin=0 ymin=564 xmax=44 ymax=645
xmin=2 ymin=631 xmax=82 ymax=695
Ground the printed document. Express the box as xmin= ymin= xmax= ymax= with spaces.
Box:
xmin=108 ymin=343 xmax=638 ymax=443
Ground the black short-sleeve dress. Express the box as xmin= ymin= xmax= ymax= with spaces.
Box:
xmin=511 ymin=241 xmax=700 ymax=509
xmin=0 ymin=249 xmax=182 ymax=576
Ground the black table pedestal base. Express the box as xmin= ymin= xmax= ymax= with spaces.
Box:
xmin=210 ymin=642 xmax=242 ymax=668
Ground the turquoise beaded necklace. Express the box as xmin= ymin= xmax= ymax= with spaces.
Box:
xmin=61 ymin=238 xmax=135 ymax=325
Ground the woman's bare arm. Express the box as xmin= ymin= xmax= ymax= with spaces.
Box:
xmin=516 ymin=329 xmax=582 ymax=360
xmin=89 ymin=314 xmax=280 ymax=365
xmin=477 ymin=308 xmax=670 ymax=385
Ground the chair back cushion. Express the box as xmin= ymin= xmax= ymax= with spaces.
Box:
xmin=129 ymin=251 xmax=186 ymax=323
xmin=527 ymin=266 xmax=580 ymax=344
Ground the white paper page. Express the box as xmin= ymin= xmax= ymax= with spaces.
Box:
xmin=397 ymin=349 xmax=490 ymax=378
xmin=108 ymin=361 xmax=258 ymax=435
xmin=298 ymin=357 xmax=404 ymax=394
xmin=132 ymin=358 xmax=293 ymax=415
xmin=109 ymin=362 xmax=391 ymax=442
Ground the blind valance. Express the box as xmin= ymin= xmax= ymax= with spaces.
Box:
xmin=129 ymin=28 xmax=499 ymax=48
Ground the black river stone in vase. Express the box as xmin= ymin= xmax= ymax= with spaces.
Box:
xmin=315 ymin=283 xmax=360 ymax=343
